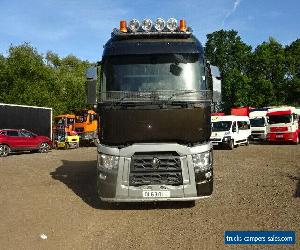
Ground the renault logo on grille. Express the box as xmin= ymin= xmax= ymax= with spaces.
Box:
xmin=152 ymin=157 xmax=160 ymax=169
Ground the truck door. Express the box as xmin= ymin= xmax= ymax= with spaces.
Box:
xmin=237 ymin=121 xmax=251 ymax=142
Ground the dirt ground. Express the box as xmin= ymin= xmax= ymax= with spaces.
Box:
xmin=0 ymin=143 xmax=299 ymax=250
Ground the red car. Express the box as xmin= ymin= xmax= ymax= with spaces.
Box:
xmin=0 ymin=129 xmax=52 ymax=157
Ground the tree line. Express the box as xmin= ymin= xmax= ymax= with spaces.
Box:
xmin=0 ymin=30 xmax=299 ymax=115
xmin=0 ymin=43 xmax=91 ymax=116
xmin=205 ymin=30 xmax=300 ymax=111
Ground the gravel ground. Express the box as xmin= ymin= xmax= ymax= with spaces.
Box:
xmin=0 ymin=144 xmax=299 ymax=249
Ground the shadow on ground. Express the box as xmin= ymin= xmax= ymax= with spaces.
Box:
xmin=50 ymin=160 xmax=195 ymax=210
xmin=289 ymin=175 xmax=300 ymax=198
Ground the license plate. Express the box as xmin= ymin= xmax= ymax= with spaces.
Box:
xmin=143 ymin=190 xmax=170 ymax=198
xmin=211 ymin=142 xmax=219 ymax=146
xmin=276 ymin=134 xmax=283 ymax=138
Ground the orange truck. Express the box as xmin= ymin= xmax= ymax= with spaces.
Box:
xmin=74 ymin=109 xmax=98 ymax=143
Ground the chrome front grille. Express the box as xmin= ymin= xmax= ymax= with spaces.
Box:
xmin=129 ymin=153 xmax=183 ymax=186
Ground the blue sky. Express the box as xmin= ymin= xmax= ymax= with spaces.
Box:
xmin=0 ymin=0 xmax=299 ymax=62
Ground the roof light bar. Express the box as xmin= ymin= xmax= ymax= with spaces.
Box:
xmin=114 ymin=18 xmax=191 ymax=37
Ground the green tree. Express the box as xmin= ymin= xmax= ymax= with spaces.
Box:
xmin=285 ymin=39 xmax=300 ymax=105
xmin=0 ymin=54 xmax=7 ymax=102
xmin=248 ymin=37 xmax=286 ymax=106
xmin=205 ymin=30 xmax=252 ymax=110
xmin=1 ymin=43 xmax=91 ymax=116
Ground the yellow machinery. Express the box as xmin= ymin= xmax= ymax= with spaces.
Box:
xmin=55 ymin=131 xmax=80 ymax=149
xmin=53 ymin=114 xmax=80 ymax=149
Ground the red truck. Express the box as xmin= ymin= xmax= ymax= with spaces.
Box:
xmin=266 ymin=106 xmax=300 ymax=144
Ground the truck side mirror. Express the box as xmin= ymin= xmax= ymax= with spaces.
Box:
xmin=86 ymin=66 xmax=98 ymax=105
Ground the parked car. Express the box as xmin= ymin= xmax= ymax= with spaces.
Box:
xmin=0 ymin=129 xmax=52 ymax=157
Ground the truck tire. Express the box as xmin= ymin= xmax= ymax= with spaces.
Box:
xmin=38 ymin=142 xmax=50 ymax=153
xmin=228 ymin=140 xmax=234 ymax=150
xmin=0 ymin=144 xmax=10 ymax=157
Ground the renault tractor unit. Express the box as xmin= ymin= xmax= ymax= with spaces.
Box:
xmin=87 ymin=18 xmax=214 ymax=204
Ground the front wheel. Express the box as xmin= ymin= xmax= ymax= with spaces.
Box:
xmin=228 ymin=140 xmax=234 ymax=150
xmin=0 ymin=145 xmax=10 ymax=157
xmin=38 ymin=142 xmax=50 ymax=153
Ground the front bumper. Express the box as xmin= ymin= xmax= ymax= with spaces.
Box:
xmin=97 ymin=142 xmax=213 ymax=202
xmin=78 ymin=131 xmax=97 ymax=141
xmin=210 ymin=136 xmax=231 ymax=146
xmin=251 ymin=133 xmax=266 ymax=140
xmin=267 ymin=132 xmax=296 ymax=142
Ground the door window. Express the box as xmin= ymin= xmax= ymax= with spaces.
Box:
xmin=19 ymin=130 xmax=33 ymax=137
xmin=237 ymin=121 xmax=250 ymax=130
xmin=6 ymin=130 xmax=19 ymax=137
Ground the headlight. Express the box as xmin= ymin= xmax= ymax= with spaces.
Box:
xmin=98 ymin=153 xmax=119 ymax=170
xmin=222 ymin=136 xmax=231 ymax=142
xmin=192 ymin=151 xmax=211 ymax=172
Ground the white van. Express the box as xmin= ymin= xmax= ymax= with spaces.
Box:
xmin=210 ymin=115 xmax=251 ymax=149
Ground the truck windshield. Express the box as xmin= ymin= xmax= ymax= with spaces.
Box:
xmin=211 ymin=121 xmax=232 ymax=132
xmin=268 ymin=115 xmax=291 ymax=124
xmin=250 ymin=118 xmax=265 ymax=127
xmin=103 ymin=53 xmax=205 ymax=91
xmin=55 ymin=118 xmax=65 ymax=126
xmin=67 ymin=118 xmax=75 ymax=125
xmin=75 ymin=112 xmax=88 ymax=123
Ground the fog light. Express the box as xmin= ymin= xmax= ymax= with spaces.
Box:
xmin=205 ymin=172 xmax=212 ymax=179
xmin=99 ymin=173 xmax=107 ymax=180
